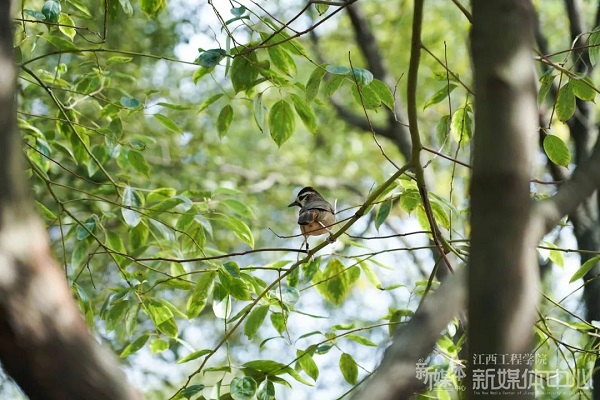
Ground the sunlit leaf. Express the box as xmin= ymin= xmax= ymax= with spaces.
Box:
xmin=555 ymin=83 xmax=576 ymax=122
xmin=543 ymin=135 xmax=571 ymax=167
xmin=268 ymin=99 xmax=295 ymax=147
xmin=370 ymin=79 xmax=394 ymax=110
xmin=231 ymin=50 xmax=259 ymax=93
xmin=244 ymin=305 xmax=269 ymax=339
xmin=119 ymin=334 xmax=149 ymax=357
xmin=186 ymin=271 xmax=217 ymax=318
xmin=291 ymin=94 xmax=317 ymax=134
xmin=339 ymin=353 xmax=358 ymax=384
xmin=570 ymin=256 xmax=600 ymax=283
xmin=423 ymin=84 xmax=457 ymax=110
xmin=306 ymin=65 xmax=327 ymax=101
xmin=154 ymin=113 xmax=183 ymax=134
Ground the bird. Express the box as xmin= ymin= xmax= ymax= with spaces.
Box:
xmin=288 ymin=186 xmax=336 ymax=251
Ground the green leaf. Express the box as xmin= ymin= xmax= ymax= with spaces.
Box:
xmin=119 ymin=334 xmax=149 ymax=357
xmin=306 ymin=65 xmax=327 ymax=102
xmin=193 ymin=67 xmax=213 ymax=84
xmin=117 ymin=0 xmax=133 ymax=16
xmin=370 ymin=79 xmax=394 ymax=110
xmin=570 ymin=256 xmax=600 ymax=283
xmin=290 ymin=94 xmax=317 ymax=134
xmin=58 ymin=14 xmax=76 ymax=41
xmin=122 ymin=186 xmax=142 ymax=227
xmin=71 ymin=238 xmax=89 ymax=270
xmin=44 ymin=35 xmax=78 ymax=50
xmin=213 ymin=283 xmax=232 ymax=319
xmin=538 ymin=69 xmax=555 ymax=106
xmin=154 ymin=114 xmax=183 ymax=134
xmin=24 ymin=9 xmax=47 ymax=20
xmin=139 ymin=0 xmax=165 ymax=16
xmin=186 ymin=271 xmax=217 ymax=318
xmin=231 ymin=51 xmax=259 ymax=93
xmin=230 ymin=376 xmax=257 ymax=400
xmin=588 ymin=27 xmax=600 ymax=66
xmin=270 ymin=312 xmax=285 ymax=335
xmin=36 ymin=201 xmax=56 ymax=221
xmin=556 ymin=83 xmax=576 ymax=122
xmin=196 ymin=48 xmax=226 ymax=68
xmin=257 ymin=379 xmax=276 ymax=400
xmin=430 ymin=200 xmax=451 ymax=230
xmin=313 ymin=258 xmax=358 ymax=305
xmin=297 ymin=349 xmax=319 ymax=381
xmin=375 ymin=197 xmax=393 ymax=230
xmin=571 ymin=77 xmax=596 ymax=102
xmin=451 ymin=105 xmax=473 ymax=145
xmin=350 ymin=84 xmax=381 ymax=109
xmin=323 ymin=74 xmax=346 ymax=98
xmin=543 ymin=135 xmax=571 ymax=167
xmin=326 ymin=65 xmax=350 ymax=75
xmin=268 ymin=99 xmax=295 ymax=147
xmin=549 ymin=246 xmax=564 ymax=268
xmin=267 ymin=46 xmax=296 ymax=76
xmin=157 ymin=102 xmax=193 ymax=111
xmin=423 ymin=84 xmax=458 ymax=110
xmin=198 ymin=93 xmax=224 ymax=112
xmin=217 ymin=104 xmax=234 ymax=138
xmin=359 ymin=262 xmax=382 ymax=289
xmin=177 ymin=349 xmax=212 ymax=364
xmin=143 ymin=299 xmax=178 ymax=338
xmin=345 ymin=333 xmax=377 ymax=347
xmin=120 ymin=96 xmax=141 ymax=109
xmin=130 ymin=222 xmax=149 ymax=250
xmin=244 ymin=305 xmax=270 ymax=339
xmin=339 ymin=353 xmax=358 ymax=384
xmin=76 ymin=216 xmax=96 ymax=240
xmin=216 ymin=214 xmax=254 ymax=248
xmin=350 ymin=68 xmax=374 ymax=85
xmin=436 ymin=114 xmax=451 ymax=144
xmin=315 ymin=3 xmax=329 ymax=14
xmin=221 ymin=199 xmax=255 ymax=218
xmin=127 ymin=150 xmax=151 ymax=177
xmin=400 ymin=189 xmax=421 ymax=213
xmin=42 ymin=0 xmax=61 ymax=23
xmin=231 ymin=6 xmax=246 ymax=16
xmin=149 ymin=338 xmax=169 ymax=353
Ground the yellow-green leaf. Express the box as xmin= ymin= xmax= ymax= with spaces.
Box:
xmin=268 ymin=99 xmax=295 ymax=147
xmin=543 ymin=135 xmax=571 ymax=167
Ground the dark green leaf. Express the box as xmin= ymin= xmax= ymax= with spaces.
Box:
xmin=231 ymin=6 xmax=246 ymax=16
xmin=196 ymin=48 xmax=226 ymax=68
xmin=244 ymin=305 xmax=270 ymax=339
xmin=76 ymin=217 xmax=96 ymax=240
xmin=350 ymin=84 xmax=381 ymax=109
xmin=257 ymin=379 xmax=276 ymax=400
xmin=231 ymin=51 xmax=259 ymax=93
xmin=128 ymin=150 xmax=151 ymax=177
xmin=24 ymin=9 xmax=46 ymax=20
xmin=230 ymin=376 xmax=257 ymax=400
xmin=339 ymin=353 xmax=358 ymax=384
xmin=186 ymin=271 xmax=217 ymax=318
xmin=375 ymin=197 xmax=393 ymax=231
xmin=268 ymin=99 xmax=295 ymax=147
xmin=538 ymin=69 xmax=555 ymax=106
xmin=543 ymin=135 xmax=571 ymax=167
xmin=180 ymin=385 xmax=205 ymax=399
xmin=120 ymin=96 xmax=142 ymax=109
xmin=556 ymin=83 xmax=576 ymax=122
xmin=42 ymin=0 xmax=61 ymax=23
xmin=129 ymin=222 xmax=149 ymax=250
xmin=119 ymin=334 xmax=149 ymax=357
xmin=217 ymin=104 xmax=234 ymax=138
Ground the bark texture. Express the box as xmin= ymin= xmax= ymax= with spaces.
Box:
xmin=0 ymin=1 xmax=139 ymax=398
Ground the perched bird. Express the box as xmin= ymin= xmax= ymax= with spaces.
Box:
xmin=288 ymin=186 xmax=335 ymax=251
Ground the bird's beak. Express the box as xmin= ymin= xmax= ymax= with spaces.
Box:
xmin=288 ymin=201 xmax=300 ymax=207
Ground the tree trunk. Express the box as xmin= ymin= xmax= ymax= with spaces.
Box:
xmin=469 ymin=1 xmax=539 ymax=398
xmin=0 ymin=1 xmax=139 ymax=398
